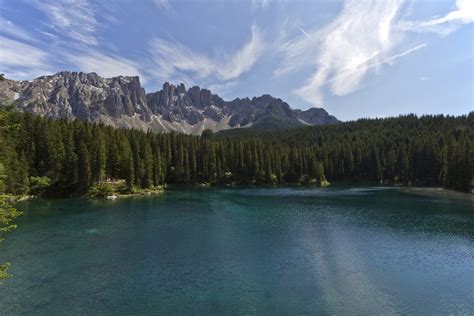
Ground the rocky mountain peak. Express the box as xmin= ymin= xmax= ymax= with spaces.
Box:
xmin=0 ymin=71 xmax=339 ymax=134
xmin=295 ymin=107 xmax=339 ymax=125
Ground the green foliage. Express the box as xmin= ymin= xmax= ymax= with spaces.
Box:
xmin=77 ymin=141 xmax=91 ymax=193
xmin=0 ymin=105 xmax=23 ymax=283
xmin=0 ymin=164 xmax=5 ymax=193
xmin=29 ymin=176 xmax=52 ymax=195
xmin=0 ymin=200 xmax=22 ymax=242
xmin=87 ymin=184 xmax=114 ymax=198
xmin=0 ymin=110 xmax=472 ymax=196
xmin=0 ymin=262 xmax=11 ymax=281
xmin=0 ymin=199 xmax=22 ymax=283
xmin=219 ymin=113 xmax=473 ymax=192
xmin=201 ymin=129 xmax=214 ymax=139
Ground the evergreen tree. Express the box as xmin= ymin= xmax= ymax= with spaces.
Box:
xmin=141 ymin=141 xmax=153 ymax=188
xmin=92 ymin=132 xmax=107 ymax=183
xmin=0 ymin=105 xmax=22 ymax=282
xmin=58 ymin=133 xmax=78 ymax=194
xmin=77 ymin=141 xmax=91 ymax=193
xmin=397 ymin=146 xmax=410 ymax=184
xmin=0 ymin=109 xmax=471 ymax=195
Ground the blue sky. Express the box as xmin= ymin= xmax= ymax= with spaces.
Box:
xmin=0 ymin=0 xmax=472 ymax=120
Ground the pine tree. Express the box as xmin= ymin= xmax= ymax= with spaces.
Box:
xmin=0 ymin=109 xmax=471 ymax=194
xmin=397 ymin=145 xmax=410 ymax=184
xmin=152 ymin=143 xmax=162 ymax=186
xmin=141 ymin=141 xmax=153 ymax=188
xmin=77 ymin=141 xmax=91 ymax=193
xmin=183 ymin=147 xmax=190 ymax=184
xmin=371 ymin=147 xmax=383 ymax=182
xmin=92 ymin=132 xmax=106 ymax=183
xmin=107 ymin=142 xmax=120 ymax=180
xmin=59 ymin=133 xmax=78 ymax=194
xmin=264 ymin=153 xmax=273 ymax=184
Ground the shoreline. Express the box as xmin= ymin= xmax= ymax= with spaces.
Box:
xmin=399 ymin=187 xmax=474 ymax=202
xmin=5 ymin=186 xmax=474 ymax=202
xmin=106 ymin=189 xmax=165 ymax=200
xmin=2 ymin=188 xmax=166 ymax=203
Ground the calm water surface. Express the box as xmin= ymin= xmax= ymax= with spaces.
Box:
xmin=0 ymin=187 xmax=473 ymax=314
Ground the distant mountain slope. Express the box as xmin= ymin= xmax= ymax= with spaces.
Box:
xmin=0 ymin=71 xmax=339 ymax=134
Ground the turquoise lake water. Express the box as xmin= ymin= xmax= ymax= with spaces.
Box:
xmin=0 ymin=187 xmax=473 ymax=314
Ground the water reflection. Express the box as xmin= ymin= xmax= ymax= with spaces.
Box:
xmin=1 ymin=187 xmax=473 ymax=314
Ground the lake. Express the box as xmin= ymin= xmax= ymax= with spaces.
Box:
xmin=1 ymin=187 xmax=473 ymax=314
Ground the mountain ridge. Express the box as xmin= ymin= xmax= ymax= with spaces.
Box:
xmin=0 ymin=71 xmax=339 ymax=134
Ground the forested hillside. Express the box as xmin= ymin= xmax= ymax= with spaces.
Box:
xmin=218 ymin=113 xmax=473 ymax=192
xmin=0 ymin=106 xmax=472 ymax=197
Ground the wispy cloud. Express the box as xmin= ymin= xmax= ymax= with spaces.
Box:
xmin=207 ymin=81 xmax=239 ymax=98
xmin=0 ymin=20 xmax=36 ymax=43
xmin=278 ymin=0 xmax=405 ymax=106
xmin=68 ymin=50 xmax=147 ymax=82
xmin=34 ymin=0 xmax=98 ymax=46
xmin=252 ymin=0 xmax=271 ymax=9
xmin=316 ymin=44 xmax=427 ymax=88
xmin=221 ymin=25 xmax=265 ymax=80
xmin=154 ymin=0 xmax=172 ymax=10
xmin=149 ymin=24 xmax=264 ymax=84
xmin=0 ymin=36 xmax=53 ymax=79
xmin=376 ymin=44 xmax=427 ymax=66
xmin=275 ymin=0 xmax=473 ymax=107
xmin=399 ymin=0 xmax=474 ymax=35
xmin=424 ymin=0 xmax=473 ymax=25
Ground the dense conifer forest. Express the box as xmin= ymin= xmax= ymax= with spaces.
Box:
xmin=0 ymin=106 xmax=472 ymax=197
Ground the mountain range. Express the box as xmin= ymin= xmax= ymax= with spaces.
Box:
xmin=0 ymin=71 xmax=339 ymax=134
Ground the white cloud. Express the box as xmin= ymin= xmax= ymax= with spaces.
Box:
xmin=375 ymin=44 xmax=427 ymax=66
xmin=0 ymin=20 xmax=36 ymax=43
xmin=252 ymin=0 xmax=271 ymax=9
xmin=273 ymin=28 xmax=320 ymax=77
xmin=220 ymin=25 xmax=265 ymax=80
xmin=315 ymin=43 xmax=427 ymax=89
xmin=275 ymin=0 xmax=473 ymax=107
xmin=34 ymin=0 xmax=98 ymax=46
xmin=0 ymin=36 xmax=53 ymax=79
xmin=207 ymin=81 xmax=239 ymax=97
xmin=425 ymin=0 xmax=473 ymax=25
xmin=149 ymin=24 xmax=264 ymax=83
xmin=280 ymin=0 xmax=405 ymax=106
xmin=68 ymin=51 xmax=147 ymax=82
xmin=399 ymin=0 xmax=474 ymax=35
xmin=149 ymin=38 xmax=213 ymax=80
xmin=154 ymin=0 xmax=172 ymax=10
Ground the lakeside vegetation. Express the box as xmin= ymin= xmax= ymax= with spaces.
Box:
xmin=0 ymin=105 xmax=472 ymax=198
xmin=0 ymin=197 xmax=21 ymax=283
xmin=218 ymin=113 xmax=473 ymax=193
xmin=0 ymin=99 xmax=22 ymax=283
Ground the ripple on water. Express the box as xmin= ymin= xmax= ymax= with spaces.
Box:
xmin=1 ymin=187 xmax=473 ymax=315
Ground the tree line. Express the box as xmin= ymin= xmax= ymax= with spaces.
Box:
xmin=0 ymin=108 xmax=472 ymax=197
xmin=219 ymin=113 xmax=473 ymax=192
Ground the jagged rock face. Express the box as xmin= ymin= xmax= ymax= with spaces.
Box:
xmin=146 ymin=83 xmax=224 ymax=125
xmin=0 ymin=71 xmax=339 ymax=134
xmin=295 ymin=108 xmax=339 ymax=125
xmin=0 ymin=72 xmax=151 ymax=123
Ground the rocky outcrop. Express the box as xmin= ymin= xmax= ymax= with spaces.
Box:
xmin=0 ymin=71 xmax=339 ymax=134
xmin=0 ymin=71 xmax=151 ymax=122
xmin=295 ymin=108 xmax=339 ymax=125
